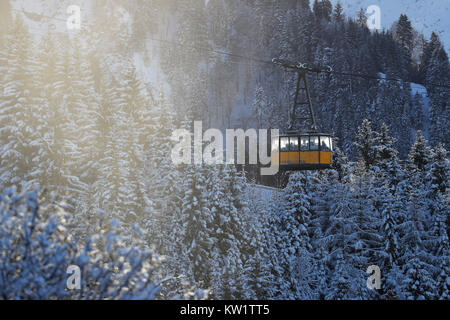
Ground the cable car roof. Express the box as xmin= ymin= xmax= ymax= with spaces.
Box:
xmin=273 ymin=132 xmax=334 ymax=137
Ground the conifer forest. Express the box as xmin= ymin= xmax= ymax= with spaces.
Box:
xmin=0 ymin=0 xmax=448 ymax=300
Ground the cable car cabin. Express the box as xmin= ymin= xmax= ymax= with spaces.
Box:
xmin=272 ymin=133 xmax=333 ymax=170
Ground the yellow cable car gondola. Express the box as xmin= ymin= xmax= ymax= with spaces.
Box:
xmin=271 ymin=59 xmax=334 ymax=171
xmin=272 ymin=132 xmax=333 ymax=171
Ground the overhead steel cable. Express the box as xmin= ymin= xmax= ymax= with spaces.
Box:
xmin=272 ymin=58 xmax=450 ymax=90
xmin=10 ymin=8 xmax=450 ymax=90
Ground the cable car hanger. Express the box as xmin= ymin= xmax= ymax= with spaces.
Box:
xmin=271 ymin=58 xmax=334 ymax=171
xmin=272 ymin=58 xmax=333 ymax=133
xmin=272 ymin=58 xmax=333 ymax=75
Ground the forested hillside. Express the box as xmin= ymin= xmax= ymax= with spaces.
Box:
xmin=142 ymin=1 xmax=449 ymax=157
xmin=0 ymin=0 xmax=448 ymax=299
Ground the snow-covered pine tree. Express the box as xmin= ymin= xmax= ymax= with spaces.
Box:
xmin=333 ymin=2 xmax=344 ymax=24
xmin=90 ymin=67 xmax=149 ymax=242
xmin=331 ymin=145 xmax=350 ymax=183
xmin=141 ymin=88 xmax=181 ymax=249
xmin=419 ymin=32 xmax=442 ymax=81
xmin=393 ymin=14 xmax=414 ymax=72
xmin=375 ymin=123 xmax=404 ymax=191
xmin=356 ymin=8 xmax=367 ymax=28
xmin=321 ymin=181 xmax=354 ymax=300
xmin=165 ymin=0 xmax=210 ymax=122
xmin=407 ymin=130 xmax=433 ymax=172
xmin=275 ymin=172 xmax=316 ymax=299
xmin=426 ymin=43 xmax=450 ymax=149
xmin=314 ymin=246 xmax=330 ymax=299
xmin=399 ymin=181 xmax=426 ymax=260
xmin=309 ymin=169 xmax=339 ymax=298
xmin=379 ymin=181 xmax=400 ymax=268
xmin=431 ymin=195 xmax=449 ymax=300
xmin=313 ymin=0 xmax=332 ymax=22
xmin=180 ymin=163 xmax=216 ymax=290
xmin=349 ymin=165 xmax=383 ymax=299
xmin=354 ymin=119 xmax=378 ymax=169
xmin=113 ymin=66 xmax=150 ymax=237
xmin=326 ymin=250 xmax=352 ymax=300
xmin=252 ymin=85 xmax=281 ymax=129
xmin=31 ymin=34 xmax=68 ymax=193
xmin=436 ymin=254 xmax=449 ymax=300
xmin=426 ymin=143 xmax=449 ymax=195
xmin=0 ymin=15 xmax=40 ymax=188
xmin=63 ymin=41 xmax=104 ymax=236
xmin=315 ymin=166 xmax=371 ymax=299
xmin=425 ymin=144 xmax=450 ymax=245
xmin=382 ymin=263 xmax=405 ymax=299
xmin=209 ymin=165 xmax=253 ymax=299
xmin=243 ymin=193 xmax=275 ymax=299
xmin=401 ymin=250 xmax=437 ymax=300
xmin=399 ymin=171 xmax=438 ymax=300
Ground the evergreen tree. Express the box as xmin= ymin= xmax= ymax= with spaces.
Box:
xmin=180 ymin=163 xmax=215 ymax=288
xmin=426 ymin=144 xmax=449 ymax=239
xmin=408 ymin=131 xmax=433 ymax=172
xmin=427 ymin=144 xmax=449 ymax=195
xmin=383 ymin=263 xmax=405 ymax=299
xmin=331 ymin=145 xmax=350 ymax=183
xmin=380 ymin=183 xmax=400 ymax=267
xmin=431 ymin=196 xmax=449 ymax=300
xmin=143 ymin=90 xmax=180 ymax=252
xmin=419 ymin=32 xmax=442 ymax=82
xmin=209 ymin=165 xmax=251 ymax=299
xmin=0 ymin=16 xmax=40 ymax=188
xmin=354 ymin=119 xmax=378 ymax=169
xmin=333 ymin=2 xmax=344 ymax=24
xmin=243 ymin=201 xmax=274 ymax=299
xmin=375 ymin=123 xmax=404 ymax=190
xmin=428 ymin=54 xmax=450 ymax=148
xmin=322 ymin=173 xmax=369 ymax=299
xmin=402 ymin=252 xmax=436 ymax=300
xmin=394 ymin=14 xmax=414 ymax=54
xmin=356 ymin=8 xmax=367 ymax=28
xmin=276 ymin=172 xmax=315 ymax=299
xmin=313 ymin=0 xmax=332 ymax=21
xmin=32 ymin=35 xmax=68 ymax=193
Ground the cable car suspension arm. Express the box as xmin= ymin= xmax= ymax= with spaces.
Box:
xmin=272 ymin=58 xmax=332 ymax=132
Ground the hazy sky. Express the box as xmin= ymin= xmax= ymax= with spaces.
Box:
xmin=330 ymin=0 xmax=450 ymax=53
xmin=13 ymin=0 xmax=450 ymax=54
